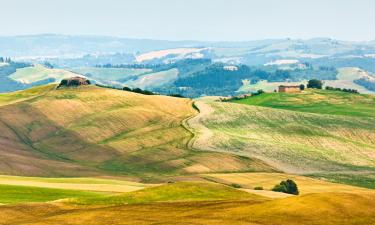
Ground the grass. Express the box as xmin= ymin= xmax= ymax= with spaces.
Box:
xmin=0 ymin=84 xmax=54 ymax=106
xmin=307 ymin=172 xmax=375 ymax=189
xmin=0 ymin=175 xmax=151 ymax=193
xmin=1 ymin=191 xmax=374 ymax=225
xmin=190 ymin=95 xmax=375 ymax=180
xmin=71 ymin=182 xmax=264 ymax=205
xmin=231 ymin=89 xmax=375 ymax=117
xmin=202 ymin=173 xmax=374 ymax=194
xmin=0 ymin=184 xmax=106 ymax=204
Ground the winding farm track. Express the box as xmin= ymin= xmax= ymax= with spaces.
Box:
xmin=183 ymin=100 xmax=215 ymax=150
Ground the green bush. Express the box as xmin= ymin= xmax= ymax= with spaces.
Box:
xmin=254 ymin=186 xmax=263 ymax=190
xmin=272 ymin=179 xmax=299 ymax=195
xmin=230 ymin=183 xmax=242 ymax=188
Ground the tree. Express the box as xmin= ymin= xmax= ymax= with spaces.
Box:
xmin=299 ymin=84 xmax=305 ymax=90
xmin=307 ymin=79 xmax=323 ymax=89
xmin=272 ymin=179 xmax=299 ymax=195
xmin=123 ymin=86 xmax=132 ymax=91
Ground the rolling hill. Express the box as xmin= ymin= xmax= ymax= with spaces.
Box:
xmin=189 ymin=90 xmax=375 ymax=187
xmin=0 ymin=84 xmax=273 ymax=180
xmin=0 ymin=84 xmax=374 ymax=224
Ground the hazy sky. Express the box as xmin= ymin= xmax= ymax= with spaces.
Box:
xmin=1 ymin=0 xmax=374 ymax=41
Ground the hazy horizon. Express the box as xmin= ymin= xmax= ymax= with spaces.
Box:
xmin=1 ymin=33 xmax=374 ymax=43
xmin=1 ymin=0 xmax=375 ymax=42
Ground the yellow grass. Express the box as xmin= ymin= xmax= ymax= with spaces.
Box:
xmin=203 ymin=173 xmax=375 ymax=195
xmin=0 ymin=175 xmax=152 ymax=193
xmin=1 ymin=192 xmax=374 ymax=225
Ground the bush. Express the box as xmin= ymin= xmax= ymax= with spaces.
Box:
xmin=230 ymin=183 xmax=242 ymax=188
xmin=272 ymin=179 xmax=299 ymax=195
xmin=307 ymin=79 xmax=323 ymax=89
xmin=299 ymin=84 xmax=305 ymax=90
xmin=254 ymin=186 xmax=263 ymax=190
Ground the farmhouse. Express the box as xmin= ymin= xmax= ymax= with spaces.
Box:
xmin=278 ymin=85 xmax=301 ymax=93
xmin=58 ymin=76 xmax=90 ymax=87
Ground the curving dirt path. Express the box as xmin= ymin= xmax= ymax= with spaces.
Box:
xmin=184 ymin=100 xmax=215 ymax=151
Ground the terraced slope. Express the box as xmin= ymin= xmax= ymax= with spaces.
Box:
xmin=189 ymin=91 xmax=375 ymax=186
xmin=0 ymin=85 xmax=273 ymax=180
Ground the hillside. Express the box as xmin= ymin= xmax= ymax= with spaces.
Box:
xmin=189 ymin=90 xmax=375 ymax=187
xmin=0 ymin=84 xmax=273 ymax=180
xmin=232 ymin=88 xmax=375 ymax=117
xmin=9 ymin=64 xmax=80 ymax=84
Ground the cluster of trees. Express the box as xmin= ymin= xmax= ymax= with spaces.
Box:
xmin=0 ymin=57 xmax=12 ymax=63
xmin=272 ymin=179 xmax=299 ymax=195
xmin=95 ymin=84 xmax=155 ymax=95
xmin=122 ymin=86 xmax=154 ymax=95
xmin=307 ymin=79 xmax=323 ymax=89
xmin=325 ymin=86 xmax=359 ymax=94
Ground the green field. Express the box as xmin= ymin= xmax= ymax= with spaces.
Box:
xmin=231 ymin=89 xmax=375 ymax=117
xmin=71 ymin=182 xmax=263 ymax=205
xmin=0 ymin=184 xmax=106 ymax=204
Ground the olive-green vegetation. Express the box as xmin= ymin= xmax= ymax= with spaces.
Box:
xmin=307 ymin=173 xmax=375 ymax=189
xmin=71 ymin=182 xmax=263 ymax=205
xmin=0 ymin=184 xmax=106 ymax=204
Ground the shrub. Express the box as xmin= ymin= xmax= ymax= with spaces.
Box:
xmin=230 ymin=183 xmax=242 ymax=188
xmin=307 ymin=79 xmax=323 ymax=89
xmin=254 ymin=186 xmax=263 ymax=190
xmin=272 ymin=179 xmax=299 ymax=195
xmin=299 ymin=84 xmax=305 ymax=90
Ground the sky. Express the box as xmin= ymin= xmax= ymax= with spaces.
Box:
xmin=1 ymin=0 xmax=374 ymax=41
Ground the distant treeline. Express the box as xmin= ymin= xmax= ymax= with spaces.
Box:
xmin=95 ymin=58 xmax=212 ymax=72
xmin=354 ymin=78 xmax=375 ymax=91
xmin=325 ymin=86 xmax=359 ymax=94
xmin=0 ymin=57 xmax=33 ymax=92
xmin=95 ymin=84 xmax=155 ymax=95
xmin=95 ymin=84 xmax=186 ymax=98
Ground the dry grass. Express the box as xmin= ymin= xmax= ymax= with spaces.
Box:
xmin=202 ymin=173 xmax=375 ymax=195
xmin=1 ymin=192 xmax=374 ymax=225
xmin=0 ymin=175 xmax=151 ymax=193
